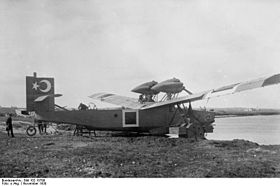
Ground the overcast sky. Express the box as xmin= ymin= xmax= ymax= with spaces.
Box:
xmin=0 ymin=0 xmax=280 ymax=109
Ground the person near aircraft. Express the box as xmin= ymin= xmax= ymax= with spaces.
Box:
xmin=6 ymin=114 xmax=15 ymax=137
xmin=37 ymin=120 xmax=47 ymax=134
xmin=138 ymin=95 xmax=144 ymax=103
xmin=78 ymin=103 xmax=88 ymax=110
xmin=146 ymin=94 xmax=154 ymax=102
xmin=42 ymin=123 xmax=47 ymax=134
xmin=88 ymin=102 xmax=97 ymax=110
xmin=166 ymin=93 xmax=172 ymax=100
xmin=37 ymin=120 xmax=43 ymax=134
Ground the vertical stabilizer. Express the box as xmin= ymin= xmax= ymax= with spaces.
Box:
xmin=26 ymin=73 xmax=55 ymax=112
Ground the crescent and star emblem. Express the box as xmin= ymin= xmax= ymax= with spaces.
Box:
xmin=32 ymin=80 xmax=52 ymax=93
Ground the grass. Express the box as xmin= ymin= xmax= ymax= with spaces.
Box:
xmin=0 ymin=130 xmax=280 ymax=178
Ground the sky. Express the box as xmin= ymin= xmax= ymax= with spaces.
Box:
xmin=0 ymin=0 xmax=280 ymax=109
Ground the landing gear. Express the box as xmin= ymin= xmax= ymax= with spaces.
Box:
xmin=186 ymin=123 xmax=206 ymax=140
xmin=168 ymin=102 xmax=207 ymax=139
xmin=73 ymin=125 xmax=96 ymax=137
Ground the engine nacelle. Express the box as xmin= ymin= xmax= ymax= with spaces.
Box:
xmin=131 ymin=80 xmax=159 ymax=95
xmin=151 ymin=78 xmax=185 ymax=94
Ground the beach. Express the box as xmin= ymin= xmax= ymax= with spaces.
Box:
xmin=0 ymin=116 xmax=280 ymax=178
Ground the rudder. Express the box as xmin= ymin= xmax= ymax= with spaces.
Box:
xmin=26 ymin=72 xmax=56 ymax=112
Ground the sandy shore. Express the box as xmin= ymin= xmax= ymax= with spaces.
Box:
xmin=0 ymin=122 xmax=280 ymax=178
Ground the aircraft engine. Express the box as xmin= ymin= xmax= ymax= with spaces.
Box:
xmin=151 ymin=78 xmax=185 ymax=94
xmin=131 ymin=80 xmax=159 ymax=95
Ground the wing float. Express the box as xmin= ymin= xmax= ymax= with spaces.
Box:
xmin=90 ymin=74 xmax=280 ymax=110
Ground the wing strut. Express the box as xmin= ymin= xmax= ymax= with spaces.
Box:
xmin=168 ymin=103 xmax=191 ymax=127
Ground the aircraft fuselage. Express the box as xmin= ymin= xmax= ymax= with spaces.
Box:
xmin=35 ymin=105 xmax=215 ymax=134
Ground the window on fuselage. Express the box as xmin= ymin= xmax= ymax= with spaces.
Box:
xmin=125 ymin=112 xmax=137 ymax=125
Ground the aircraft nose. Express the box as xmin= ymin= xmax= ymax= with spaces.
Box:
xmin=132 ymin=81 xmax=159 ymax=94
xmin=131 ymin=86 xmax=146 ymax=93
xmin=131 ymin=86 xmax=141 ymax=93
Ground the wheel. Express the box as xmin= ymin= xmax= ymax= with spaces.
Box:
xmin=26 ymin=126 xmax=37 ymax=136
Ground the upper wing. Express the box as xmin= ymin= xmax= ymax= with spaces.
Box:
xmin=89 ymin=92 xmax=146 ymax=109
xmin=204 ymin=73 xmax=280 ymax=99
xmin=89 ymin=74 xmax=280 ymax=110
xmin=141 ymin=73 xmax=280 ymax=110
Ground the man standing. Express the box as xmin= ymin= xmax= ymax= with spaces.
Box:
xmin=78 ymin=103 xmax=88 ymax=110
xmin=6 ymin=114 xmax=15 ymax=137
xmin=37 ymin=120 xmax=43 ymax=134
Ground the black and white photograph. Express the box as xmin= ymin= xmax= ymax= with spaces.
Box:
xmin=1 ymin=0 xmax=280 ymax=183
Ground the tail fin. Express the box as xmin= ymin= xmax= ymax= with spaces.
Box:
xmin=26 ymin=72 xmax=61 ymax=112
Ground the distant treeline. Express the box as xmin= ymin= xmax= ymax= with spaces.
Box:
xmin=0 ymin=107 xmax=25 ymax=117
xmin=208 ymin=107 xmax=280 ymax=117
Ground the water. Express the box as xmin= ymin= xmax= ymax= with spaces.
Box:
xmin=207 ymin=115 xmax=280 ymax=145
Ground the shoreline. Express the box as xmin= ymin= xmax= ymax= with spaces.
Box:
xmin=0 ymin=130 xmax=279 ymax=178
xmin=1 ymin=115 xmax=280 ymax=178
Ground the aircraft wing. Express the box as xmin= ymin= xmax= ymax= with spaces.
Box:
xmin=141 ymin=73 xmax=280 ymax=110
xmin=89 ymin=92 xmax=145 ymax=109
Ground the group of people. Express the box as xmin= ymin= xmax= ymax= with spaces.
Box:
xmin=138 ymin=94 xmax=155 ymax=103
xmin=78 ymin=103 xmax=89 ymax=110
xmin=5 ymin=114 xmax=49 ymax=138
xmin=78 ymin=102 xmax=97 ymax=110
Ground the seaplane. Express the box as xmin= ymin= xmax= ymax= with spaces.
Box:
xmin=25 ymin=72 xmax=280 ymax=138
